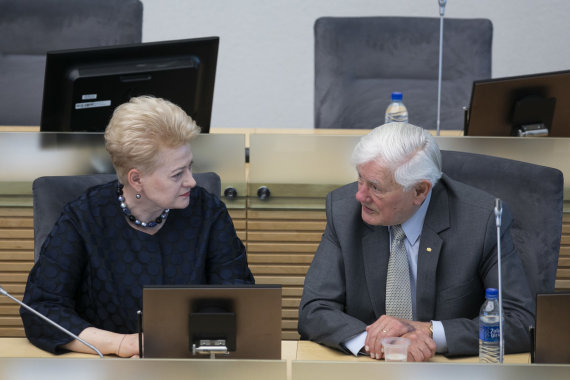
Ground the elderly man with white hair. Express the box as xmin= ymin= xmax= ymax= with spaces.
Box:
xmin=298 ymin=122 xmax=534 ymax=361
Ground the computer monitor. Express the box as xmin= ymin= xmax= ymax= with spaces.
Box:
xmin=465 ymin=69 xmax=570 ymax=137
xmin=40 ymin=37 xmax=219 ymax=133
xmin=142 ymin=284 xmax=282 ymax=359
xmin=534 ymin=292 xmax=570 ymax=364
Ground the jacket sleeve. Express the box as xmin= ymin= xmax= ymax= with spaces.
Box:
xmin=298 ymin=192 xmax=368 ymax=353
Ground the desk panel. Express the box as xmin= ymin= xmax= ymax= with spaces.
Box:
xmin=0 ymin=358 xmax=287 ymax=380
xmin=293 ymin=361 xmax=570 ymax=380
xmin=296 ymin=340 xmax=530 ymax=363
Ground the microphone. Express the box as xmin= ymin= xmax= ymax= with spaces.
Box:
xmin=438 ymin=0 xmax=447 ymax=16
xmin=0 ymin=285 xmax=104 ymax=358
xmin=494 ymin=198 xmax=503 ymax=227
xmin=494 ymin=198 xmax=504 ymax=363
xmin=436 ymin=0 xmax=448 ymax=136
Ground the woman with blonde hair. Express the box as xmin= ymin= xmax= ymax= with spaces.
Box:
xmin=21 ymin=96 xmax=254 ymax=357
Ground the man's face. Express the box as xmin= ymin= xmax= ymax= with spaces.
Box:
xmin=355 ymin=160 xmax=421 ymax=226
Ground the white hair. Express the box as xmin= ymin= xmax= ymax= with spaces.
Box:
xmin=351 ymin=122 xmax=442 ymax=190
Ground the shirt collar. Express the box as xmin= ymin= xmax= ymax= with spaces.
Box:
xmin=401 ymin=189 xmax=432 ymax=245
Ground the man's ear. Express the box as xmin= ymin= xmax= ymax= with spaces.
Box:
xmin=413 ymin=180 xmax=432 ymax=205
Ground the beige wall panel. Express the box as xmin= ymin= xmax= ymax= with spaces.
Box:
xmin=248 ymin=221 xmax=327 ymax=231
xmin=247 ymin=242 xmax=319 ymax=253
xmin=250 ymin=265 xmax=308 ymax=275
xmin=0 ymin=328 xmax=25 ymax=337
xmin=0 ymin=219 xmax=33 ymax=228
xmin=248 ymin=210 xmax=325 ymax=220
xmin=0 ymin=251 xmax=33 ymax=260
xmin=0 ymin=262 xmax=33 ymax=272
xmin=247 ymin=254 xmax=314 ymax=264
xmin=0 ymin=241 xmax=33 ymax=250
xmin=253 ymin=276 xmax=305 ymax=286
xmin=247 ymin=231 xmax=323 ymax=242
xmin=0 ymin=230 xmax=32 ymax=239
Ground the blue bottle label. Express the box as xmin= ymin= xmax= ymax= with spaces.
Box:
xmin=479 ymin=324 xmax=499 ymax=342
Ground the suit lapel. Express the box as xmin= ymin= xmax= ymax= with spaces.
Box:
xmin=416 ymin=181 xmax=450 ymax=321
xmin=362 ymin=225 xmax=390 ymax=317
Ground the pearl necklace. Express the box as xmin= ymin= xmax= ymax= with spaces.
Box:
xmin=116 ymin=184 xmax=169 ymax=228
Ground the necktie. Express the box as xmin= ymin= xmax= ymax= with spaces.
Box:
xmin=385 ymin=224 xmax=413 ymax=319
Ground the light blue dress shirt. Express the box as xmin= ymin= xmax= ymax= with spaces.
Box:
xmin=344 ymin=190 xmax=448 ymax=355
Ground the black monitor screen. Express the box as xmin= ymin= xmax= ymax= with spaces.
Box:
xmin=465 ymin=69 xmax=570 ymax=137
xmin=40 ymin=37 xmax=219 ymax=133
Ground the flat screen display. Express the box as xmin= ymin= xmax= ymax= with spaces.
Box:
xmin=40 ymin=37 xmax=219 ymax=133
xmin=465 ymin=70 xmax=570 ymax=137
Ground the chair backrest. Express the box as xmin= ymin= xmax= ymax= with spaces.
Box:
xmin=314 ymin=16 xmax=492 ymax=130
xmin=32 ymin=172 xmax=221 ymax=262
xmin=0 ymin=0 xmax=143 ymax=126
xmin=441 ymin=150 xmax=564 ymax=297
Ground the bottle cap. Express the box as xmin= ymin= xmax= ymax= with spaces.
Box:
xmin=485 ymin=288 xmax=498 ymax=299
xmin=391 ymin=92 xmax=403 ymax=101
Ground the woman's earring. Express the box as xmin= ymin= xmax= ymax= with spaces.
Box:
xmin=136 ymin=193 xmax=141 ymax=199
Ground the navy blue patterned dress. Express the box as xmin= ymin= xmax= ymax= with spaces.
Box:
xmin=21 ymin=181 xmax=254 ymax=353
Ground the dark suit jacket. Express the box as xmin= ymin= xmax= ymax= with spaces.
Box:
xmin=298 ymin=174 xmax=535 ymax=356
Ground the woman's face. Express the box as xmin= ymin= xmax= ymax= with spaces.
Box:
xmin=139 ymin=144 xmax=196 ymax=211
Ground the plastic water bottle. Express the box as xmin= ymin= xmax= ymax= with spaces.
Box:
xmin=479 ymin=288 xmax=501 ymax=363
xmin=384 ymin=92 xmax=409 ymax=123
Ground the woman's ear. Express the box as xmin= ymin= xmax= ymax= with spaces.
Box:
xmin=127 ymin=168 xmax=143 ymax=193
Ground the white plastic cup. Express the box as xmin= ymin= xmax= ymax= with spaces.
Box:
xmin=382 ymin=337 xmax=410 ymax=362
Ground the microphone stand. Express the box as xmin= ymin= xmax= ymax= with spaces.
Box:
xmin=436 ymin=0 xmax=447 ymax=136
xmin=0 ymin=285 xmax=104 ymax=358
xmin=494 ymin=199 xmax=504 ymax=363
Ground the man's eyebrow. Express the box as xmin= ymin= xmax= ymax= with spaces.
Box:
xmin=357 ymin=173 xmax=380 ymax=186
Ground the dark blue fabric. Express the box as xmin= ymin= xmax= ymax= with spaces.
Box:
xmin=21 ymin=180 xmax=254 ymax=354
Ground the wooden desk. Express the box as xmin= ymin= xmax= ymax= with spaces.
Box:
xmin=0 ymin=337 xmax=528 ymax=363
xmin=293 ymin=341 xmax=570 ymax=380
xmin=2 ymin=338 xmax=569 ymax=380
xmin=295 ymin=340 xmax=530 ymax=364
xmin=0 ymin=337 xmax=297 ymax=360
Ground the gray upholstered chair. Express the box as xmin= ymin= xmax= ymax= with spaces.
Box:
xmin=441 ymin=150 xmax=564 ymax=298
xmin=32 ymin=172 xmax=221 ymax=262
xmin=0 ymin=0 xmax=143 ymax=126
xmin=314 ymin=16 xmax=493 ymax=130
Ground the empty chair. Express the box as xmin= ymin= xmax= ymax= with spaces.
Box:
xmin=314 ymin=16 xmax=492 ymax=130
xmin=0 ymin=0 xmax=143 ymax=126
xmin=441 ymin=150 xmax=563 ymax=297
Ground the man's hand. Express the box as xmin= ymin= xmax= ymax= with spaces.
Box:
xmin=364 ymin=315 xmax=436 ymax=361
xmin=364 ymin=315 xmax=413 ymax=359
xmin=402 ymin=329 xmax=436 ymax=361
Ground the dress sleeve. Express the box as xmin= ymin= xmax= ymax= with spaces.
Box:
xmin=204 ymin=199 xmax=254 ymax=285
xmin=20 ymin=206 xmax=92 ymax=354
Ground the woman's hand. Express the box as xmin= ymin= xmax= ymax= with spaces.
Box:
xmin=62 ymin=327 xmax=140 ymax=357
xmin=115 ymin=333 xmax=140 ymax=358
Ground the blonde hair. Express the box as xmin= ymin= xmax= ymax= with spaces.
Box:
xmin=351 ymin=122 xmax=442 ymax=191
xmin=104 ymin=96 xmax=200 ymax=184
